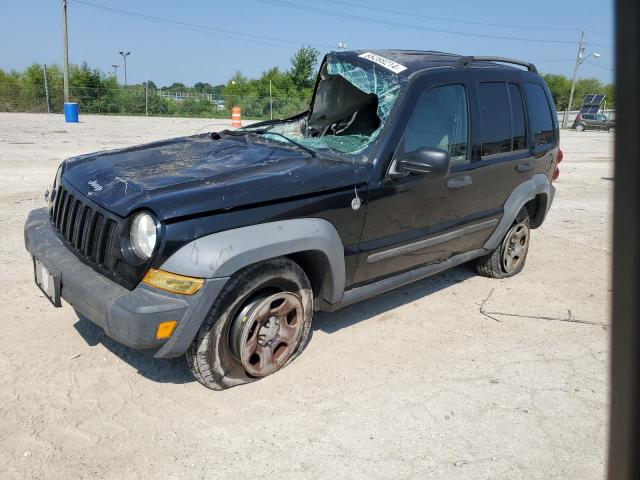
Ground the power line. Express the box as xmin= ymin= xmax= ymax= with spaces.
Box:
xmin=585 ymin=29 xmax=614 ymax=37
xmin=585 ymin=60 xmax=615 ymax=72
xmin=71 ymin=0 xmax=336 ymax=51
xmin=260 ymin=0 xmax=574 ymax=46
xmin=321 ymin=0 xmax=580 ymax=33
xmin=531 ymin=59 xmax=578 ymax=63
xmin=259 ymin=0 xmax=614 ymax=49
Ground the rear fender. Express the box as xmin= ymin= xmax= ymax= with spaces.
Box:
xmin=484 ymin=173 xmax=553 ymax=251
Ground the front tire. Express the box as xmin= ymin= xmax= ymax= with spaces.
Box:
xmin=186 ymin=257 xmax=313 ymax=390
xmin=575 ymin=124 xmax=585 ymax=132
xmin=476 ymin=209 xmax=531 ymax=279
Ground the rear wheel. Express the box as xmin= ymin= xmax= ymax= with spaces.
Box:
xmin=186 ymin=257 xmax=313 ymax=390
xmin=575 ymin=124 xmax=585 ymax=132
xmin=608 ymin=127 xmax=615 ymax=133
xmin=476 ymin=209 xmax=531 ymax=279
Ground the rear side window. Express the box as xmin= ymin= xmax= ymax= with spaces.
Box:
xmin=479 ymin=82 xmax=528 ymax=156
xmin=524 ymin=83 xmax=555 ymax=145
xmin=479 ymin=82 xmax=511 ymax=156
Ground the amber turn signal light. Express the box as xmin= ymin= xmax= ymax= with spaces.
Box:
xmin=142 ymin=268 xmax=204 ymax=295
xmin=156 ymin=320 xmax=178 ymax=340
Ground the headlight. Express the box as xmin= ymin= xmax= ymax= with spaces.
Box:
xmin=130 ymin=212 xmax=158 ymax=259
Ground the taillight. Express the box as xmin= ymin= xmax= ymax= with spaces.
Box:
xmin=552 ymin=148 xmax=563 ymax=182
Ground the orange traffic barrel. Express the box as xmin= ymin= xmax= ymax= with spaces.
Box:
xmin=231 ymin=107 xmax=242 ymax=127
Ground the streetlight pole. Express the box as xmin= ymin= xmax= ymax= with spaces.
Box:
xmin=563 ymin=32 xmax=600 ymax=128
xmin=62 ymin=0 xmax=70 ymax=103
xmin=111 ymin=64 xmax=119 ymax=81
xmin=119 ymin=50 xmax=130 ymax=86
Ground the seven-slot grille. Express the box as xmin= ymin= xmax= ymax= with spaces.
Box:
xmin=50 ymin=184 xmax=123 ymax=277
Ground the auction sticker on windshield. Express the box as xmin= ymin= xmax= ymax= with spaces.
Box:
xmin=358 ymin=52 xmax=407 ymax=74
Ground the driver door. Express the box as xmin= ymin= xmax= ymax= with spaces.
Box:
xmin=353 ymin=77 xmax=487 ymax=285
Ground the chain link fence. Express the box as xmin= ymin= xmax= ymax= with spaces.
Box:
xmin=0 ymin=81 xmax=310 ymax=120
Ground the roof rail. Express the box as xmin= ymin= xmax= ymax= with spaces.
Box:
xmin=457 ymin=56 xmax=538 ymax=73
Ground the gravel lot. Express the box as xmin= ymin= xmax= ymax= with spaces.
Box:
xmin=0 ymin=113 xmax=612 ymax=479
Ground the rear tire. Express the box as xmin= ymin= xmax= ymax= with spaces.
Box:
xmin=608 ymin=127 xmax=615 ymax=133
xmin=186 ymin=257 xmax=313 ymax=390
xmin=476 ymin=209 xmax=531 ymax=279
xmin=575 ymin=124 xmax=585 ymax=132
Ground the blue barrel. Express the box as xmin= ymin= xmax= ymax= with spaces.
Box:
xmin=64 ymin=102 xmax=79 ymax=123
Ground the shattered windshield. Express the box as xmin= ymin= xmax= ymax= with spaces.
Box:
xmin=246 ymin=52 xmax=407 ymax=157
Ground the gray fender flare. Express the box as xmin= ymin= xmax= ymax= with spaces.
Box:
xmin=160 ymin=218 xmax=346 ymax=304
xmin=483 ymin=173 xmax=553 ymax=251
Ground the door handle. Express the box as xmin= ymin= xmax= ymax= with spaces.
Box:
xmin=446 ymin=175 xmax=472 ymax=189
xmin=516 ymin=162 xmax=534 ymax=173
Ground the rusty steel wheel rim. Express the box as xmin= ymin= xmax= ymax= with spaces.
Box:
xmin=230 ymin=292 xmax=305 ymax=378
xmin=501 ymin=222 xmax=530 ymax=273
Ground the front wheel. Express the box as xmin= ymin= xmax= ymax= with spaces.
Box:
xmin=476 ymin=209 xmax=531 ymax=279
xmin=186 ymin=257 xmax=313 ymax=390
xmin=575 ymin=124 xmax=585 ymax=132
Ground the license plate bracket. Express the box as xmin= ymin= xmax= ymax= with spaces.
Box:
xmin=33 ymin=257 xmax=62 ymax=307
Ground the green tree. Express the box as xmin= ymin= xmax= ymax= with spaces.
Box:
xmin=543 ymin=74 xmax=572 ymax=111
xmin=288 ymin=46 xmax=320 ymax=91
xmin=163 ymin=82 xmax=187 ymax=91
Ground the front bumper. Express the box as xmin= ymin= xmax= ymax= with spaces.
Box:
xmin=24 ymin=208 xmax=227 ymax=357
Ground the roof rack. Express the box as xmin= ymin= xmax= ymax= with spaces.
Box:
xmin=456 ymin=56 xmax=538 ymax=73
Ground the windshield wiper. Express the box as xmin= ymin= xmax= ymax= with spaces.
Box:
xmin=223 ymin=129 xmax=316 ymax=158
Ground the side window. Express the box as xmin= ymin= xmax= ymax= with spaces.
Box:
xmin=524 ymin=83 xmax=555 ymax=145
xmin=479 ymin=82 xmax=511 ymax=156
xmin=401 ymin=84 xmax=469 ymax=165
xmin=508 ymin=83 xmax=527 ymax=150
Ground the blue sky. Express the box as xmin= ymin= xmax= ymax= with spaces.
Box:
xmin=1 ymin=0 xmax=614 ymax=87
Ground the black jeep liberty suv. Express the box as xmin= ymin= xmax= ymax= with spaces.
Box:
xmin=25 ymin=50 xmax=561 ymax=389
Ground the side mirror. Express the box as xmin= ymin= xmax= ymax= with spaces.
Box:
xmin=394 ymin=147 xmax=451 ymax=178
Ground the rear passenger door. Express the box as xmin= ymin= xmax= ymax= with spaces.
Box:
xmin=444 ymin=74 xmax=538 ymax=246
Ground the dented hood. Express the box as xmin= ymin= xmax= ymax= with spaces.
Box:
xmin=61 ymin=134 xmax=370 ymax=220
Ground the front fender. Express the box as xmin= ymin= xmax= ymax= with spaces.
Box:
xmin=160 ymin=218 xmax=346 ymax=304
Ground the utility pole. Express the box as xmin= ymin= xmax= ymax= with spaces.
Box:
xmin=269 ymin=79 xmax=273 ymax=120
xmin=563 ymin=32 xmax=601 ymax=128
xmin=145 ymin=81 xmax=149 ymax=117
xmin=119 ymin=50 xmax=130 ymax=86
xmin=43 ymin=64 xmax=51 ymax=113
xmin=62 ymin=0 xmax=70 ymax=103
xmin=111 ymin=64 xmax=119 ymax=81
xmin=564 ymin=32 xmax=585 ymax=128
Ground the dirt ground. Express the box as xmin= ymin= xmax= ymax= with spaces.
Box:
xmin=0 ymin=113 xmax=612 ymax=479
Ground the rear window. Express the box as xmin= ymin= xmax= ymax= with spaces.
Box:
xmin=524 ymin=83 xmax=555 ymax=145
